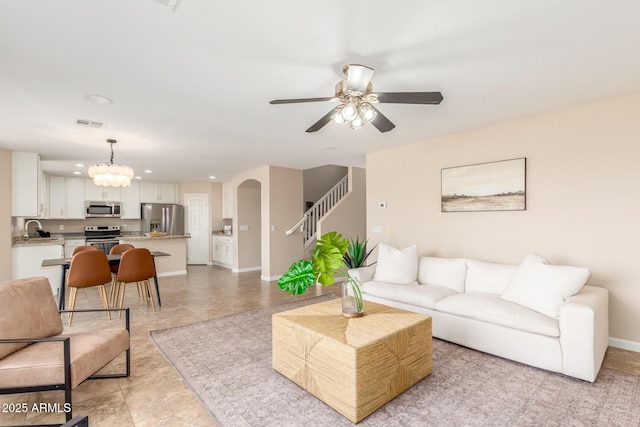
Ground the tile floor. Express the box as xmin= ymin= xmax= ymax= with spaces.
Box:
xmin=1 ymin=265 xmax=638 ymax=426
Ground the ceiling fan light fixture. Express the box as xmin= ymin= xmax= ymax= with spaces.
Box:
xmin=341 ymin=102 xmax=358 ymax=121
xmin=88 ymin=139 xmax=134 ymax=187
xmin=360 ymin=103 xmax=376 ymax=122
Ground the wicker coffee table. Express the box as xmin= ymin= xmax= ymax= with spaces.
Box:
xmin=272 ymin=298 xmax=432 ymax=423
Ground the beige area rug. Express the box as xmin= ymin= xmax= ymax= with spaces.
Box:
xmin=150 ymin=296 xmax=640 ymax=426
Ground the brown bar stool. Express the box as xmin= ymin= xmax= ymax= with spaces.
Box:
xmin=108 ymin=243 xmax=135 ymax=305
xmin=67 ymin=250 xmax=113 ymax=326
xmin=71 ymin=245 xmax=100 ymax=256
xmin=116 ymin=248 xmax=157 ymax=316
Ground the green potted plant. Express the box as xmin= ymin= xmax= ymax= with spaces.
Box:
xmin=277 ymin=231 xmax=374 ymax=317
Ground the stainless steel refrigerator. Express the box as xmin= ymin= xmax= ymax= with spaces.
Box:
xmin=141 ymin=203 xmax=185 ymax=235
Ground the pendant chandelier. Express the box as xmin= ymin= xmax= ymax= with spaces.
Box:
xmin=88 ymin=139 xmax=134 ymax=187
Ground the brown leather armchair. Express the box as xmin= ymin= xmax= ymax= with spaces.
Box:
xmin=0 ymin=277 xmax=130 ymax=425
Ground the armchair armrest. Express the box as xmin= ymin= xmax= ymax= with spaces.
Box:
xmin=348 ymin=265 xmax=376 ymax=283
xmin=559 ymin=285 xmax=609 ymax=382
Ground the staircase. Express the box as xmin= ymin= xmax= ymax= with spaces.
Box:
xmin=286 ymin=174 xmax=349 ymax=248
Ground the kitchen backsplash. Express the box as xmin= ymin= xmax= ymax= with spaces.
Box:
xmin=12 ymin=218 xmax=142 ymax=238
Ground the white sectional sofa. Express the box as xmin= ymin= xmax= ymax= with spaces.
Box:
xmin=348 ymin=246 xmax=609 ymax=382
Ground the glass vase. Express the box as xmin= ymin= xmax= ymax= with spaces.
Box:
xmin=342 ymin=277 xmax=364 ymax=318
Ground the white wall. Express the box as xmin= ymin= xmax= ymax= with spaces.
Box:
xmin=366 ymin=92 xmax=640 ymax=347
xmin=0 ymin=149 xmax=12 ymax=280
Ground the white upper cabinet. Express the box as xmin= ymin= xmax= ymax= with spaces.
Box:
xmin=120 ymin=181 xmax=141 ymax=219
xmin=222 ymin=181 xmax=234 ymax=219
xmin=47 ymin=176 xmax=66 ymax=218
xmin=65 ymin=177 xmax=85 ymax=219
xmin=46 ymin=175 xmax=85 ymax=219
xmin=140 ymin=182 xmax=177 ymax=203
xmin=83 ymin=179 xmax=121 ymax=202
xmin=12 ymin=152 xmax=44 ymax=217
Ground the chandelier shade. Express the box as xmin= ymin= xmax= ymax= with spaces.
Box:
xmin=88 ymin=139 xmax=134 ymax=187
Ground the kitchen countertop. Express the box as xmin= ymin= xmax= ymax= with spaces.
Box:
xmin=120 ymin=234 xmax=191 ymax=241
xmin=12 ymin=237 xmax=65 ymax=247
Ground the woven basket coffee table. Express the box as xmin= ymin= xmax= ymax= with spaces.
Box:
xmin=272 ymin=298 xmax=432 ymax=423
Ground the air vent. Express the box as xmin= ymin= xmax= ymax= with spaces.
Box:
xmin=152 ymin=0 xmax=180 ymax=11
xmin=76 ymin=118 xmax=107 ymax=129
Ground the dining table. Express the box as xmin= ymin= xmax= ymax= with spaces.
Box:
xmin=42 ymin=251 xmax=170 ymax=310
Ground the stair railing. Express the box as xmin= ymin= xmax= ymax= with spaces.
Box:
xmin=285 ymin=174 xmax=349 ymax=247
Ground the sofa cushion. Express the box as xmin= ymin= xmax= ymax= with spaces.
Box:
xmin=363 ymin=281 xmax=458 ymax=310
xmin=0 ymin=277 xmax=63 ymax=359
xmin=372 ymin=243 xmax=418 ymax=285
xmin=465 ymin=259 xmax=518 ymax=295
xmin=434 ymin=292 xmax=560 ymax=337
xmin=501 ymin=253 xmax=591 ymax=318
xmin=417 ymin=256 xmax=467 ymax=292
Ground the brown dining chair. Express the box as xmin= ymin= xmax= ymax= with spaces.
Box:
xmin=108 ymin=243 xmax=135 ymax=305
xmin=116 ymin=248 xmax=157 ymax=316
xmin=66 ymin=250 xmax=113 ymax=326
xmin=71 ymin=245 xmax=100 ymax=256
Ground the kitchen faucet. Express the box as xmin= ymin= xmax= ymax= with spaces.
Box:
xmin=23 ymin=219 xmax=43 ymax=240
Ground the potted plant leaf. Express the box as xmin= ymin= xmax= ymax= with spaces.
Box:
xmin=277 ymin=231 xmax=373 ymax=317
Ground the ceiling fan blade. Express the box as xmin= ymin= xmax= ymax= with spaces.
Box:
xmin=270 ymin=97 xmax=337 ymax=105
xmin=376 ymin=92 xmax=443 ymax=104
xmin=370 ymin=106 xmax=396 ymax=133
xmin=346 ymin=64 xmax=375 ymax=92
xmin=305 ymin=107 xmax=339 ymax=133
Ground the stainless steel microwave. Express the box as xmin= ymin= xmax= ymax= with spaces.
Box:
xmin=84 ymin=201 xmax=121 ymax=218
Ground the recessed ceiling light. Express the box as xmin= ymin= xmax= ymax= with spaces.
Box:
xmin=209 ymin=176 xmax=216 ymax=180
xmin=135 ymin=176 xmax=142 ymax=180
xmin=144 ymin=170 xmax=152 ymax=174
xmin=84 ymin=94 xmax=113 ymax=105
xmin=73 ymin=171 xmax=82 ymax=175
xmin=75 ymin=163 xmax=85 ymax=167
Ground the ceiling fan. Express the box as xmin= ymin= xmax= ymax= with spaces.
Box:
xmin=270 ymin=64 xmax=443 ymax=133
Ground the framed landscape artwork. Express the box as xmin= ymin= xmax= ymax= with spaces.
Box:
xmin=441 ymin=158 xmax=526 ymax=212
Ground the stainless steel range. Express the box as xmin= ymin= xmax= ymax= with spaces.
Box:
xmin=84 ymin=225 xmax=121 ymax=253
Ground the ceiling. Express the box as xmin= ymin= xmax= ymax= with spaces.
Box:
xmin=1 ymin=1 xmax=639 ymax=183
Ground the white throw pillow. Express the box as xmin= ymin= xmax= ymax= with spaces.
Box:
xmin=372 ymin=243 xmax=418 ymax=285
xmin=500 ymin=252 xmax=591 ymax=318
xmin=417 ymin=256 xmax=467 ymax=292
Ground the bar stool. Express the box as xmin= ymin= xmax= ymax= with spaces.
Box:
xmin=66 ymin=250 xmax=112 ymax=326
xmin=116 ymin=248 xmax=157 ymax=316
xmin=108 ymin=243 xmax=134 ymax=305
xmin=71 ymin=245 xmax=100 ymax=256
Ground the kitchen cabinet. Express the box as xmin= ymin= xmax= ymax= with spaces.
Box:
xmin=84 ymin=179 xmax=121 ymax=202
xmin=12 ymin=244 xmax=64 ymax=296
xmin=222 ymin=181 xmax=234 ymax=219
xmin=140 ymin=182 xmax=177 ymax=203
xmin=64 ymin=238 xmax=86 ymax=258
xmin=12 ymin=152 xmax=44 ymax=217
xmin=120 ymin=181 xmax=141 ymax=219
xmin=48 ymin=176 xmax=66 ymax=218
xmin=47 ymin=176 xmax=85 ymax=219
xmin=212 ymin=235 xmax=233 ymax=267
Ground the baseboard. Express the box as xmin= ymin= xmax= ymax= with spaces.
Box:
xmin=609 ymin=337 xmax=640 ymax=352
xmin=261 ymin=274 xmax=281 ymax=282
xmin=157 ymin=270 xmax=187 ymax=277
xmin=232 ymin=266 xmax=262 ymax=273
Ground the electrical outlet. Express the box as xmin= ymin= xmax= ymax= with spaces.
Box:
xmin=371 ymin=226 xmax=382 ymax=233
xmin=59 ymin=225 xmax=64 ymax=231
